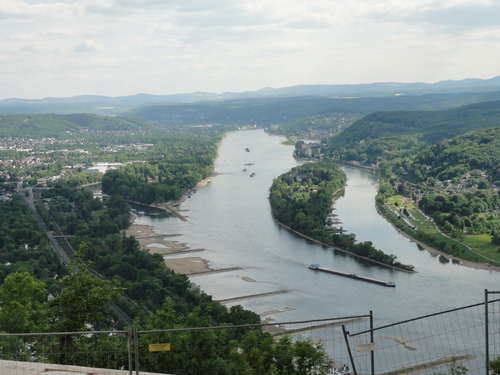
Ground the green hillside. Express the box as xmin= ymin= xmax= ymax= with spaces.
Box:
xmin=331 ymin=100 xmax=500 ymax=148
xmin=0 ymin=113 xmax=156 ymax=138
xmin=124 ymin=92 xmax=500 ymax=127
xmin=408 ymin=126 xmax=500 ymax=184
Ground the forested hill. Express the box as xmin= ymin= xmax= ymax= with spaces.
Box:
xmin=123 ymin=92 xmax=500 ymax=126
xmin=3 ymin=76 xmax=500 ymax=115
xmin=408 ymin=126 xmax=500 ymax=184
xmin=330 ymin=100 xmax=500 ymax=148
xmin=0 ymin=113 xmax=157 ymax=137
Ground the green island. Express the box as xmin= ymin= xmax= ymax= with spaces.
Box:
xmin=269 ymin=163 xmax=415 ymax=271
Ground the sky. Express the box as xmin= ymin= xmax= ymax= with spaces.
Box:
xmin=1 ymin=0 xmax=500 ymax=99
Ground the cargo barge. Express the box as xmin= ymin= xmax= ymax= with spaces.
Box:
xmin=309 ymin=264 xmax=395 ymax=287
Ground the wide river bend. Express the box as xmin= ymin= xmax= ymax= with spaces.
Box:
xmin=134 ymin=129 xmax=500 ymax=371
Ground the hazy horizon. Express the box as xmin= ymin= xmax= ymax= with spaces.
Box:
xmin=2 ymin=1 xmax=500 ymax=100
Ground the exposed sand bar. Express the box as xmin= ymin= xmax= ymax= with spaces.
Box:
xmin=187 ymin=267 xmax=243 ymax=277
xmin=125 ymin=221 xmax=213 ymax=274
xmin=216 ymin=290 xmax=292 ymax=304
xmin=167 ymin=248 xmax=205 ymax=255
xmin=268 ymin=317 xmax=368 ymax=337
xmin=379 ymin=335 xmax=417 ymax=351
xmin=126 ymin=220 xmax=298 ymax=310
xmin=379 ymin=354 xmax=476 ymax=375
xmin=260 ymin=307 xmax=296 ymax=317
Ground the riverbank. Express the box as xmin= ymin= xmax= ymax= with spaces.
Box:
xmin=124 ymin=220 xmax=214 ymax=274
xmin=124 ymin=132 xmax=232 ymax=276
xmin=152 ymin=134 xmax=225 ymax=218
xmin=374 ymin=203 xmax=500 ymax=273
xmin=125 ymin=171 xmax=221 ymax=275
xmin=272 ymin=216 xmax=415 ymax=273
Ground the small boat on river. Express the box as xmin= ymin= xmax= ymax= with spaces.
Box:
xmin=309 ymin=264 xmax=395 ymax=287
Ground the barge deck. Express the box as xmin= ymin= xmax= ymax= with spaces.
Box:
xmin=309 ymin=264 xmax=395 ymax=287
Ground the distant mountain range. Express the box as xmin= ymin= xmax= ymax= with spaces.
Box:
xmin=2 ymin=76 xmax=500 ymax=116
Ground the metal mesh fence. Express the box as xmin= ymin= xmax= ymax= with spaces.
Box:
xmin=135 ymin=315 xmax=371 ymax=374
xmin=0 ymin=331 xmax=134 ymax=374
xmin=0 ymin=316 xmax=369 ymax=374
xmin=0 ymin=293 xmax=498 ymax=375
xmin=346 ymin=293 xmax=500 ymax=375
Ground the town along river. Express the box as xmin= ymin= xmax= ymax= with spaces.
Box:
xmin=133 ymin=129 xmax=500 ymax=369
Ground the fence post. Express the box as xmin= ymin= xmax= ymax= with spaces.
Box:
xmin=134 ymin=327 xmax=140 ymax=375
xmin=370 ymin=310 xmax=374 ymax=375
xmin=486 ymin=289 xmax=489 ymax=375
xmin=342 ymin=324 xmax=357 ymax=375
xmin=128 ymin=327 xmax=133 ymax=375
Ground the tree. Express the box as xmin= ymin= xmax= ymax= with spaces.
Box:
xmin=47 ymin=243 xmax=118 ymax=332
xmin=492 ymin=234 xmax=500 ymax=246
xmin=434 ymin=357 xmax=468 ymax=375
xmin=490 ymin=357 xmax=500 ymax=375
xmin=230 ymin=331 xmax=332 ymax=374
xmin=0 ymin=272 xmax=47 ymax=333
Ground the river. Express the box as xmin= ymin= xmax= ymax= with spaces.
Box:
xmin=134 ymin=129 xmax=500 ymax=371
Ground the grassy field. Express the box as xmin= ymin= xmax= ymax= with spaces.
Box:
xmin=281 ymin=137 xmax=297 ymax=146
xmin=462 ymin=234 xmax=500 ymax=262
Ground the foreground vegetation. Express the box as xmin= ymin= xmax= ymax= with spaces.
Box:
xmin=269 ymin=163 xmax=414 ymax=271
xmin=0 ymin=181 xmax=334 ymax=374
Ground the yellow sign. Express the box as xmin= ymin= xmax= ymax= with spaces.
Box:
xmin=149 ymin=343 xmax=171 ymax=352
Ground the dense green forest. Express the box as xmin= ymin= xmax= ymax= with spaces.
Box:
xmin=101 ymin=159 xmax=213 ymax=203
xmin=406 ymin=127 xmax=500 ymax=184
xmin=330 ymin=100 xmax=500 ymax=149
xmin=418 ymin=190 xmax=500 ymax=234
xmin=0 ymin=182 xmax=332 ymax=374
xmin=0 ymin=194 xmax=63 ymax=284
xmin=295 ymin=100 xmax=500 ymax=168
xmin=269 ymin=163 xmax=414 ymax=271
xmin=101 ymin=133 xmax=219 ymax=204
xmin=0 ymin=113 xmax=156 ymax=137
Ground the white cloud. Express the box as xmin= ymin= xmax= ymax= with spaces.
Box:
xmin=74 ymin=40 xmax=105 ymax=53
xmin=362 ymin=0 xmax=500 ymax=29
xmin=0 ymin=0 xmax=36 ymax=20
xmin=0 ymin=0 xmax=499 ymax=99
